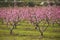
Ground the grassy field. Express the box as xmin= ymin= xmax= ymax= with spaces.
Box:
xmin=0 ymin=21 xmax=60 ymax=40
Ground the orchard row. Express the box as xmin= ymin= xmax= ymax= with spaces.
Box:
xmin=0 ymin=6 xmax=60 ymax=37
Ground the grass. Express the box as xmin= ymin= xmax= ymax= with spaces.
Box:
xmin=0 ymin=21 xmax=60 ymax=40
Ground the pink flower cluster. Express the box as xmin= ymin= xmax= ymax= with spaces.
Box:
xmin=0 ymin=6 xmax=60 ymax=23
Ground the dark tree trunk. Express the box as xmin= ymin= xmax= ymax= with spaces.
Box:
xmin=13 ymin=23 xmax=17 ymax=29
xmin=35 ymin=24 xmax=44 ymax=37
xmin=40 ymin=31 xmax=43 ymax=37
xmin=10 ymin=27 xmax=14 ymax=34
xmin=14 ymin=24 xmax=17 ymax=29
xmin=10 ymin=24 xmax=16 ymax=34
xmin=35 ymin=26 xmax=38 ymax=29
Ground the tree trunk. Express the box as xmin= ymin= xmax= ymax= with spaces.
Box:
xmin=1 ymin=19 xmax=4 ymax=24
xmin=35 ymin=24 xmax=44 ymax=37
xmin=40 ymin=31 xmax=43 ymax=37
xmin=10 ymin=27 xmax=14 ymax=34
xmin=52 ymin=22 xmax=54 ymax=27
xmin=7 ymin=22 xmax=9 ymax=28
xmin=14 ymin=24 xmax=17 ymax=29
xmin=35 ymin=26 xmax=38 ymax=29
xmin=10 ymin=24 xmax=16 ymax=34
xmin=13 ymin=23 xmax=17 ymax=29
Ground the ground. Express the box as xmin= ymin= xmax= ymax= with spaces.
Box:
xmin=0 ymin=21 xmax=60 ymax=40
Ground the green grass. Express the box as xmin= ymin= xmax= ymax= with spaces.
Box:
xmin=0 ymin=21 xmax=60 ymax=40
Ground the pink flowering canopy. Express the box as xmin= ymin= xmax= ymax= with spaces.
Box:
xmin=0 ymin=6 xmax=60 ymax=24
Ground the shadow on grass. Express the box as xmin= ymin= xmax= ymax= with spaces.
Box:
xmin=0 ymin=33 xmax=60 ymax=39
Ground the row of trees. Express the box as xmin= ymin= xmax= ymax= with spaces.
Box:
xmin=0 ymin=1 xmax=60 ymax=7
xmin=0 ymin=6 xmax=60 ymax=37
